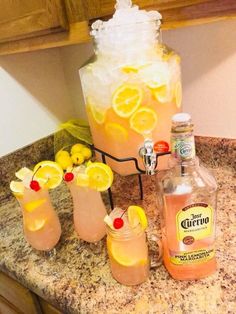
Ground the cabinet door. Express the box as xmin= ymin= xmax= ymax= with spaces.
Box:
xmin=83 ymin=0 xmax=173 ymax=20
xmin=0 ymin=0 xmax=68 ymax=43
xmin=83 ymin=0 xmax=236 ymax=29
xmin=0 ymin=272 xmax=41 ymax=314
xmin=0 ymin=295 xmax=19 ymax=314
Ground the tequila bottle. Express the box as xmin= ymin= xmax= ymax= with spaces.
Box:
xmin=158 ymin=113 xmax=217 ymax=280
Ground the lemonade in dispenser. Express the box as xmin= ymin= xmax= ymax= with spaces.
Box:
xmin=79 ymin=0 xmax=182 ymax=175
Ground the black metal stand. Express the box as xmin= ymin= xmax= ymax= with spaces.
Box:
xmin=90 ymin=144 xmax=170 ymax=210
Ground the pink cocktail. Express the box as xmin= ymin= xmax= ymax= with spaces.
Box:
xmin=68 ymin=183 xmax=107 ymax=243
xmin=17 ymin=188 xmax=61 ymax=251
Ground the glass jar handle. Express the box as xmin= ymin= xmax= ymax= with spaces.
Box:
xmin=149 ymin=234 xmax=163 ymax=268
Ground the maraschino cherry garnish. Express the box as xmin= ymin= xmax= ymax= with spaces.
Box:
xmin=113 ymin=209 xmax=127 ymax=229
xmin=64 ymin=172 xmax=74 ymax=182
xmin=30 ymin=166 xmax=42 ymax=191
xmin=30 ymin=180 xmax=41 ymax=191
xmin=113 ymin=217 xmax=124 ymax=229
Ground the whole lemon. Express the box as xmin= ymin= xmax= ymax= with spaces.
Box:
xmin=81 ymin=147 xmax=92 ymax=160
xmin=56 ymin=154 xmax=73 ymax=170
xmin=71 ymin=152 xmax=85 ymax=165
xmin=71 ymin=143 xmax=85 ymax=155
xmin=55 ymin=150 xmax=70 ymax=160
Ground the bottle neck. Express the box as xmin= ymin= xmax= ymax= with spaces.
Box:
xmin=171 ymin=129 xmax=196 ymax=162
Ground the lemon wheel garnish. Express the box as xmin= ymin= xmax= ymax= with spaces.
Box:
xmin=105 ymin=122 xmax=128 ymax=143
xmin=25 ymin=218 xmax=46 ymax=232
xmin=10 ymin=181 xmax=24 ymax=196
xmin=85 ymin=162 xmax=113 ymax=192
xmin=175 ymin=81 xmax=182 ymax=108
xmin=112 ymin=84 xmax=143 ymax=118
xmin=107 ymin=238 xmax=148 ymax=267
xmin=130 ymin=107 xmax=157 ymax=135
xmin=127 ymin=206 xmax=148 ymax=230
xmin=25 ymin=199 xmax=47 ymax=213
xmin=33 ymin=161 xmax=63 ymax=189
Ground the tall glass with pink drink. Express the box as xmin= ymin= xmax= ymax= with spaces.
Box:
xmin=10 ymin=161 xmax=64 ymax=251
xmin=16 ymin=188 xmax=61 ymax=251
xmin=65 ymin=163 xmax=113 ymax=243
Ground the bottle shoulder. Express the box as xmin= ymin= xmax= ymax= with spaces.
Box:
xmin=159 ymin=158 xmax=217 ymax=195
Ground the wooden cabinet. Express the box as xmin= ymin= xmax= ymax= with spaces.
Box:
xmin=0 ymin=0 xmax=90 ymax=55
xmin=0 ymin=272 xmax=61 ymax=314
xmin=83 ymin=0 xmax=236 ymax=29
xmin=0 ymin=0 xmax=68 ymax=44
xmin=0 ymin=0 xmax=235 ymax=55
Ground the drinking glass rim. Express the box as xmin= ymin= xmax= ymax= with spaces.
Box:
xmin=106 ymin=221 xmax=144 ymax=240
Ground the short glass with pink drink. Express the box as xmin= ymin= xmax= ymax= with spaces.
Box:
xmin=105 ymin=207 xmax=150 ymax=286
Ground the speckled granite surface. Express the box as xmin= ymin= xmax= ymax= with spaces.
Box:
xmin=0 ymin=136 xmax=235 ymax=314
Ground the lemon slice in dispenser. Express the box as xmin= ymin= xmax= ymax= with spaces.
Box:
xmin=130 ymin=107 xmax=157 ymax=135
xmin=112 ymin=84 xmax=143 ymax=118
xmin=105 ymin=122 xmax=128 ymax=143
xmin=174 ymin=81 xmax=182 ymax=108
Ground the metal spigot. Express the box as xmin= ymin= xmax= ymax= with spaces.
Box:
xmin=139 ymin=139 xmax=157 ymax=175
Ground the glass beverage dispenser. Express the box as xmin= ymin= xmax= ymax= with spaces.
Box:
xmin=79 ymin=0 xmax=182 ymax=175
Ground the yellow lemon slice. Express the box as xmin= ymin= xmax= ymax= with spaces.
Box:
xmin=105 ymin=122 xmax=128 ymax=143
xmin=10 ymin=181 xmax=24 ymax=196
xmin=25 ymin=199 xmax=47 ymax=213
xmin=128 ymin=206 xmax=148 ymax=230
xmin=33 ymin=161 xmax=63 ymax=189
xmin=25 ymin=218 xmax=46 ymax=232
xmin=90 ymin=104 xmax=107 ymax=124
xmin=153 ymin=85 xmax=173 ymax=103
xmin=130 ymin=107 xmax=157 ymax=135
xmin=85 ymin=162 xmax=113 ymax=192
xmin=112 ymin=84 xmax=143 ymax=118
xmin=15 ymin=167 xmax=33 ymax=180
xmin=76 ymin=173 xmax=90 ymax=187
xmin=175 ymin=81 xmax=182 ymax=108
xmin=121 ymin=65 xmax=140 ymax=74
xmin=107 ymin=237 xmax=148 ymax=267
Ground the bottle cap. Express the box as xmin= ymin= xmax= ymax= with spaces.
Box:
xmin=172 ymin=113 xmax=191 ymax=123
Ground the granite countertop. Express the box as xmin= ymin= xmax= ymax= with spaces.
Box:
xmin=0 ymin=137 xmax=235 ymax=314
